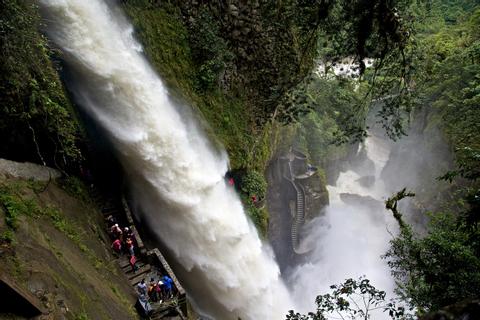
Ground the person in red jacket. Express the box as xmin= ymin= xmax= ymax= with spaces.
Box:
xmin=129 ymin=254 xmax=138 ymax=272
xmin=111 ymin=238 xmax=122 ymax=254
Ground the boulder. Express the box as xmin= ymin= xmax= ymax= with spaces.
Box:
xmin=0 ymin=158 xmax=61 ymax=181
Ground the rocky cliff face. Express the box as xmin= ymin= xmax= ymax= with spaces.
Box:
xmin=175 ymin=0 xmax=317 ymax=122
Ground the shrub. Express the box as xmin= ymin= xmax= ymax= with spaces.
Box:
xmin=240 ymin=171 xmax=267 ymax=199
xmin=189 ymin=8 xmax=233 ymax=90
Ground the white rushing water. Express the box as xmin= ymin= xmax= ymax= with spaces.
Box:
xmin=39 ymin=0 xmax=293 ymax=319
xmin=289 ymin=134 xmax=398 ymax=318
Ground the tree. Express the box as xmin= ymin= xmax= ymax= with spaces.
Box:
xmin=286 ymin=277 xmax=410 ymax=320
xmin=383 ymin=189 xmax=480 ymax=315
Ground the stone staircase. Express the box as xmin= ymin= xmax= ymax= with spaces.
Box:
xmin=290 ymin=181 xmax=308 ymax=254
xmin=283 ymin=157 xmax=310 ymax=255
xmin=90 ymin=188 xmax=185 ymax=319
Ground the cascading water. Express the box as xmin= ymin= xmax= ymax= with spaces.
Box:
xmin=39 ymin=0 xmax=293 ymax=319
xmin=289 ymin=133 xmax=398 ymax=318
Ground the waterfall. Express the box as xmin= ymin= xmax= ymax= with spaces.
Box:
xmin=289 ymin=133 xmax=397 ymax=318
xmin=39 ymin=0 xmax=293 ymax=319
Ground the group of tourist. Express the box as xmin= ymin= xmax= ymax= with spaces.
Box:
xmin=105 ymin=213 xmax=177 ymax=318
xmin=135 ymin=273 xmax=176 ymax=317
xmin=107 ymin=215 xmax=138 ymax=272
xmin=136 ymin=275 xmax=174 ymax=303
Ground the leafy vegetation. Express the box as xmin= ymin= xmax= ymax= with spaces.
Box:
xmin=382 ymin=12 xmax=480 ymax=314
xmin=59 ymin=175 xmax=92 ymax=204
xmin=0 ymin=181 xmax=39 ymax=230
xmin=289 ymin=76 xmax=363 ymax=168
xmin=266 ymin=0 xmax=416 ymax=139
xmin=188 ymin=8 xmax=234 ymax=90
xmin=0 ymin=0 xmax=82 ymax=169
xmin=286 ymin=277 xmax=410 ymax=320
xmin=240 ymin=171 xmax=268 ymax=200
xmin=42 ymin=205 xmax=107 ymax=271
xmin=384 ymin=187 xmax=480 ymax=315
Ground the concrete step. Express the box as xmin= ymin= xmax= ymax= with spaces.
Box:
xmin=127 ymin=264 xmax=151 ymax=280
xmin=130 ymin=272 xmax=150 ymax=286
xmin=119 ymin=257 xmax=146 ymax=270
xmin=122 ymin=261 xmax=146 ymax=272
xmin=118 ymin=257 xmax=131 ymax=269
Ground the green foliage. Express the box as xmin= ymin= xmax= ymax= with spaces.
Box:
xmin=40 ymin=204 xmax=106 ymax=270
xmin=42 ymin=205 xmax=72 ymax=235
xmin=415 ymin=4 xmax=480 ymax=232
xmin=286 ymin=277 xmax=410 ymax=320
xmin=74 ymin=312 xmax=90 ymax=320
xmin=240 ymin=171 xmax=267 ymax=199
xmin=285 ymin=0 xmax=418 ymax=139
xmin=304 ymin=76 xmax=366 ymax=144
xmin=0 ymin=182 xmax=40 ymax=229
xmin=410 ymin=6 xmax=480 ymax=182
xmin=384 ymin=192 xmax=480 ymax=314
xmin=60 ymin=175 xmax=91 ymax=204
xmin=286 ymin=75 xmax=359 ymax=171
xmin=238 ymin=171 xmax=268 ymax=235
xmin=0 ymin=179 xmax=106 ymax=270
xmin=0 ymin=229 xmax=15 ymax=244
xmin=189 ymin=8 xmax=233 ymax=90
xmin=0 ymin=0 xmax=82 ymax=167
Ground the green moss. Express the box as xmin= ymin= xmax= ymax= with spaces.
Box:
xmin=0 ymin=179 xmax=114 ymax=273
xmin=40 ymin=205 xmax=111 ymax=272
xmin=59 ymin=176 xmax=92 ymax=204
xmin=109 ymin=284 xmax=138 ymax=318
xmin=75 ymin=313 xmax=90 ymax=320
xmin=0 ymin=181 xmax=40 ymax=229
xmin=3 ymin=254 xmax=26 ymax=282
xmin=0 ymin=229 xmax=15 ymax=244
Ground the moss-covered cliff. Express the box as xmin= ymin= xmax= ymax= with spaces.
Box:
xmin=0 ymin=162 xmax=136 ymax=319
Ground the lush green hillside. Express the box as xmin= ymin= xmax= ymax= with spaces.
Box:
xmin=0 ymin=0 xmax=83 ymax=170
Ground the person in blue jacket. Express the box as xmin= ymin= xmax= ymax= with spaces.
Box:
xmin=162 ymin=275 xmax=174 ymax=298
